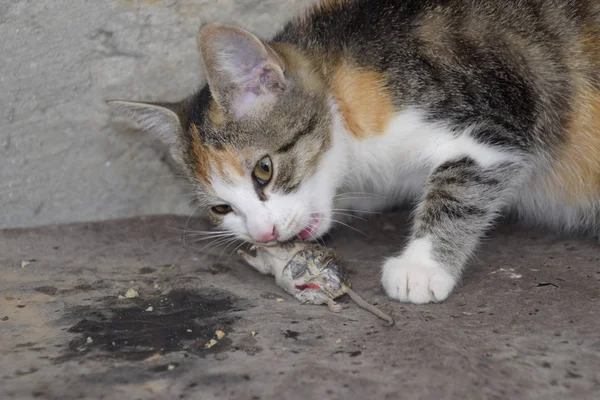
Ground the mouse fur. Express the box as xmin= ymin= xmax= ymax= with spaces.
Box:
xmin=238 ymin=242 xmax=394 ymax=326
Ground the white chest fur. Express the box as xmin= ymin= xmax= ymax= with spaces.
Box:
xmin=333 ymin=107 xmax=512 ymax=213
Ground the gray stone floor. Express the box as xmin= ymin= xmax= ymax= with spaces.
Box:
xmin=1 ymin=212 xmax=599 ymax=399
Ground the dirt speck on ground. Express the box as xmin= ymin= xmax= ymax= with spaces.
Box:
xmin=0 ymin=213 xmax=598 ymax=399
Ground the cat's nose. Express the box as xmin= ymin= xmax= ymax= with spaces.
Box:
xmin=255 ymin=226 xmax=278 ymax=243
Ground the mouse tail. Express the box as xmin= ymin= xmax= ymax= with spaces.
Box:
xmin=346 ymin=288 xmax=394 ymax=327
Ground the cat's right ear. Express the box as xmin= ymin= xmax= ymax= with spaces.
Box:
xmin=197 ymin=23 xmax=286 ymax=119
xmin=106 ymin=100 xmax=184 ymax=163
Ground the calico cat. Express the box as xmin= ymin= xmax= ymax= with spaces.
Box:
xmin=109 ymin=0 xmax=600 ymax=304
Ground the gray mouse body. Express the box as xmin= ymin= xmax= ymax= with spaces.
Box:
xmin=238 ymin=242 xmax=394 ymax=326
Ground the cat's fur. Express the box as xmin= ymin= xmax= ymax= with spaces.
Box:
xmin=109 ymin=0 xmax=600 ymax=304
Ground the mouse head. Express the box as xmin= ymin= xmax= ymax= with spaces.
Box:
xmin=255 ymin=241 xmax=311 ymax=262
xmin=238 ymin=242 xmax=312 ymax=277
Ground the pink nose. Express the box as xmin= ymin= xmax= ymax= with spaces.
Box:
xmin=256 ymin=226 xmax=278 ymax=243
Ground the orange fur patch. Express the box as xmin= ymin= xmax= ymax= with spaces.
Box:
xmin=331 ymin=63 xmax=394 ymax=140
xmin=208 ymin=99 xmax=225 ymax=128
xmin=549 ymin=84 xmax=600 ymax=204
xmin=579 ymin=24 xmax=600 ymax=73
xmin=545 ymin=24 xmax=600 ymax=205
xmin=190 ymin=125 xmax=244 ymax=183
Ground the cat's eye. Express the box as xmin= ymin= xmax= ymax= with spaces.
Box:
xmin=253 ymin=156 xmax=273 ymax=186
xmin=211 ymin=204 xmax=232 ymax=215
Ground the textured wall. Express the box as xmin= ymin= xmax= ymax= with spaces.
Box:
xmin=0 ymin=0 xmax=316 ymax=228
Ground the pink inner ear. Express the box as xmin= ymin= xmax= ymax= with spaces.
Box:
xmin=235 ymin=91 xmax=260 ymax=118
xmin=233 ymin=64 xmax=286 ymax=117
xmin=205 ymin=27 xmax=284 ymax=118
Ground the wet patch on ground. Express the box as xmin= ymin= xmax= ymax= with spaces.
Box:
xmin=56 ymin=288 xmax=244 ymax=363
xmin=35 ymin=280 xmax=110 ymax=296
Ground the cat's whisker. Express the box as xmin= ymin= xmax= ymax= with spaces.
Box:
xmin=331 ymin=211 xmax=367 ymax=221
xmin=184 ymin=233 xmax=237 ymax=244
xmin=191 ymin=235 xmax=235 ymax=249
xmin=217 ymin=238 xmax=243 ymax=261
xmin=191 ymin=235 xmax=238 ymax=257
xmin=182 ymin=228 xmax=236 ymax=239
xmin=304 ymin=225 xmax=326 ymax=245
xmin=330 ymin=219 xmax=369 ymax=237
xmin=183 ymin=201 xmax=204 ymax=246
xmin=333 ymin=194 xmax=384 ymax=203
xmin=165 ymin=224 xmax=237 ymax=245
xmin=333 ymin=191 xmax=380 ymax=198
xmin=178 ymin=228 xmax=236 ymax=235
xmin=183 ymin=230 xmax=236 ymax=247
xmin=307 ymin=232 xmax=321 ymax=245
xmin=226 ymin=240 xmax=248 ymax=263
xmin=311 ymin=215 xmax=369 ymax=237
xmin=330 ymin=208 xmax=381 ymax=215
xmin=335 ymin=167 xmax=362 ymax=183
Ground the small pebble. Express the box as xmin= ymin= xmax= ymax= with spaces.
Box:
xmin=125 ymin=288 xmax=139 ymax=299
xmin=251 ymin=331 xmax=257 ymax=337
xmin=145 ymin=306 xmax=153 ymax=312
xmin=186 ymin=329 xmax=192 ymax=333
xmin=21 ymin=261 xmax=31 ymax=269
xmin=167 ymin=364 xmax=175 ymax=371
xmin=276 ymin=298 xmax=285 ymax=302
xmin=86 ymin=337 xmax=93 ymax=344
xmin=204 ymin=339 xmax=218 ymax=349
xmin=215 ymin=330 xmax=225 ymax=340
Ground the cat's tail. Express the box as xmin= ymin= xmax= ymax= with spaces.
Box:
xmin=346 ymin=288 xmax=394 ymax=327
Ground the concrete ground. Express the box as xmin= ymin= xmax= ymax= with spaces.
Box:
xmin=1 ymin=211 xmax=599 ymax=399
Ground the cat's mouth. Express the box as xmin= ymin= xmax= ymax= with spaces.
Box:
xmin=296 ymin=213 xmax=321 ymax=241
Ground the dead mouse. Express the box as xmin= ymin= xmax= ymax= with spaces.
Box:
xmin=238 ymin=242 xmax=394 ymax=326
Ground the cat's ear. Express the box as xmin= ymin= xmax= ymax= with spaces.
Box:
xmin=106 ymin=100 xmax=184 ymax=163
xmin=197 ymin=22 xmax=286 ymax=119
xmin=106 ymin=100 xmax=182 ymax=146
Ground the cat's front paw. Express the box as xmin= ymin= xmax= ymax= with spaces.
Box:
xmin=381 ymin=245 xmax=457 ymax=304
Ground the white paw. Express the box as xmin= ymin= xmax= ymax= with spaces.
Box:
xmin=382 ymin=257 xmax=456 ymax=303
xmin=381 ymin=239 xmax=457 ymax=304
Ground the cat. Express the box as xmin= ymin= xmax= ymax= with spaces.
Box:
xmin=108 ymin=0 xmax=600 ymax=304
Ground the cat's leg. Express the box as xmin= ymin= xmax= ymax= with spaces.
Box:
xmin=382 ymin=157 xmax=523 ymax=304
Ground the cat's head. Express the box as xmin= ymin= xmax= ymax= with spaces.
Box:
xmin=109 ymin=23 xmax=344 ymax=244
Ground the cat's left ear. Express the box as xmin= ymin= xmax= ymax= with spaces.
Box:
xmin=106 ymin=100 xmax=185 ymax=164
xmin=197 ymin=22 xmax=286 ymax=119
